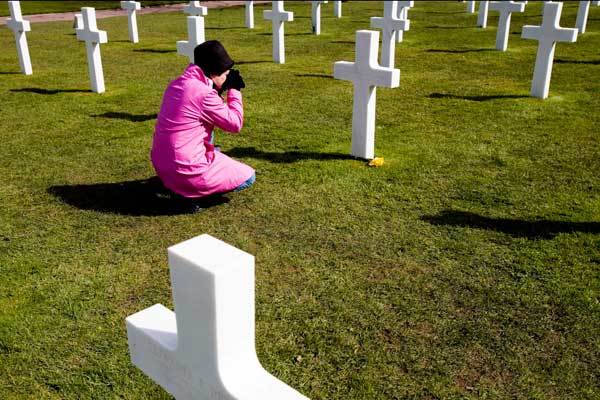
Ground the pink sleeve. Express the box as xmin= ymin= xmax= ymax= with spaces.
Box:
xmin=199 ymin=89 xmax=243 ymax=133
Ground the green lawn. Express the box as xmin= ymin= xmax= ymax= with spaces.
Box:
xmin=1 ymin=1 xmax=599 ymax=399
xmin=0 ymin=1 xmax=184 ymax=17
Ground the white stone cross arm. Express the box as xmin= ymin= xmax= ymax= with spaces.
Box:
xmin=76 ymin=7 xmax=108 ymax=93
xmin=184 ymin=1 xmax=208 ymax=16
xmin=334 ymin=30 xmax=399 ymax=159
xmin=521 ymin=1 xmax=578 ymax=98
xmin=6 ymin=1 xmax=32 ymax=75
xmin=126 ymin=234 xmax=309 ymax=400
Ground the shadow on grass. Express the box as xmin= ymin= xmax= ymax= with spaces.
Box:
xmin=48 ymin=177 xmax=229 ymax=216
xmin=428 ymin=92 xmax=529 ymax=101
xmin=422 ymin=210 xmax=600 ymax=239
xmin=205 ymin=26 xmax=245 ymax=30
xmin=426 ymin=48 xmax=495 ymax=53
xmin=227 ymin=147 xmax=355 ymax=163
xmin=257 ymin=32 xmax=312 ymax=36
xmin=0 ymin=71 xmax=19 ymax=74
xmin=555 ymin=59 xmax=600 ymax=65
xmin=133 ymin=48 xmax=176 ymax=54
xmin=425 ymin=25 xmax=465 ymax=29
xmin=331 ymin=40 xmax=354 ymax=44
xmin=236 ymin=60 xmax=271 ymax=65
xmin=295 ymin=73 xmax=333 ymax=79
xmin=10 ymin=88 xmax=90 ymax=94
xmin=93 ymin=112 xmax=157 ymax=122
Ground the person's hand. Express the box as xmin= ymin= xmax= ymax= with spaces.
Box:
xmin=223 ymin=69 xmax=245 ymax=91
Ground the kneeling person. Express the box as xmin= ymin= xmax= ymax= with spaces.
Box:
xmin=151 ymin=41 xmax=255 ymax=199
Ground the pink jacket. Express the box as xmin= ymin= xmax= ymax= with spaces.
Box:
xmin=151 ymin=64 xmax=254 ymax=198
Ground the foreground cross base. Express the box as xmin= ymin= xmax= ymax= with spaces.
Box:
xmin=126 ymin=234 xmax=309 ymax=400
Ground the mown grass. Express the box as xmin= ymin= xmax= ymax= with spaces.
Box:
xmin=1 ymin=1 xmax=599 ymax=399
xmin=0 ymin=1 xmax=183 ymax=17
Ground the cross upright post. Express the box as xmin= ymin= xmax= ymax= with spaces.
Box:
xmin=333 ymin=0 xmax=342 ymax=18
xmin=126 ymin=234 xmax=309 ymax=400
xmin=263 ymin=1 xmax=294 ymax=64
xmin=521 ymin=1 xmax=578 ymax=99
xmin=245 ymin=1 xmax=254 ymax=29
xmin=477 ymin=0 xmax=490 ymax=28
xmin=371 ymin=1 xmax=410 ymax=68
xmin=489 ymin=1 xmax=526 ymax=51
xmin=177 ymin=16 xmax=205 ymax=62
xmin=575 ymin=0 xmax=599 ymax=34
xmin=467 ymin=1 xmax=476 ymax=13
xmin=311 ymin=1 xmax=328 ymax=35
xmin=395 ymin=1 xmax=413 ymax=42
xmin=6 ymin=1 xmax=32 ymax=75
xmin=333 ymin=30 xmax=400 ymax=160
xmin=76 ymin=7 xmax=108 ymax=93
xmin=120 ymin=1 xmax=141 ymax=43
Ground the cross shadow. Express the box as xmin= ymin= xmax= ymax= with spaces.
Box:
xmin=425 ymin=25 xmax=465 ymax=29
xmin=205 ymin=26 xmax=245 ymax=30
xmin=421 ymin=210 xmax=600 ymax=240
xmin=47 ymin=177 xmax=230 ymax=216
xmin=133 ymin=48 xmax=176 ymax=54
xmin=93 ymin=112 xmax=157 ymax=122
xmin=420 ymin=11 xmax=464 ymax=14
xmin=555 ymin=59 xmax=600 ymax=65
xmin=10 ymin=87 xmax=90 ymax=94
xmin=426 ymin=48 xmax=495 ymax=54
xmin=428 ymin=93 xmax=529 ymax=101
xmin=295 ymin=73 xmax=333 ymax=79
xmin=331 ymin=40 xmax=354 ymax=44
xmin=0 ymin=71 xmax=19 ymax=74
xmin=226 ymin=147 xmax=356 ymax=163
xmin=236 ymin=60 xmax=270 ymax=65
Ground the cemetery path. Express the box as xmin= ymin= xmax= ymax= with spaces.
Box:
xmin=0 ymin=1 xmax=270 ymax=25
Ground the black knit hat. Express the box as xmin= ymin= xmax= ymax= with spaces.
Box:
xmin=194 ymin=40 xmax=234 ymax=77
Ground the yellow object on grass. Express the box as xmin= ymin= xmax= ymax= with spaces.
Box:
xmin=368 ymin=157 xmax=384 ymax=167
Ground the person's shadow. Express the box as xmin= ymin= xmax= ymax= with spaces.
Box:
xmin=421 ymin=210 xmax=600 ymax=240
xmin=48 ymin=177 xmax=229 ymax=216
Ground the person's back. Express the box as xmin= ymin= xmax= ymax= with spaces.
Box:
xmin=151 ymin=41 xmax=254 ymax=199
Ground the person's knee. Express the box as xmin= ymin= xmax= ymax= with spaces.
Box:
xmin=234 ymin=173 xmax=255 ymax=192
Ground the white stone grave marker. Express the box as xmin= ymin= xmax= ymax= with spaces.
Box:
xmin=333 ymin=30 xmax=400 ymax=160
xmin=477 ymin=0 xmax=490 ymax=28
xmin=467 ymin=1 xmax=476 ymax=13
xmin=183 ymin=1 xmax=208 ymax=16
xmin=396 ymin=1 xmax=413 ymax=42
xmin=311 ymin=1 xmax=328 ymax=35
xmin=371 ymin=1 xmax=409 ymax=68
xmin=126 ymin=234 xmax=309 ymax=400
xmin=489 ymin=1 xmax=526 ymax=51
xmin=120 ymin=1 xmax=141 ymax=43
xmin=333 ymin=0 xmax=342 ymax=18
xmin=245 ymin=1 xmax=254 ymax=29
xmin=76 ymin=7 xmax=108 ymax=93
xmin=576 ymin=0 xmax=600 ymax=34
xmin=6 ymin=1 xmax=32 ymax=75
xmin=263 ymin=1 xmax=294 ymax=64
xmin=73 ymin=13 xmax=83 ymax=30
xmin=522 ymin=1 xmax=578 ymax=99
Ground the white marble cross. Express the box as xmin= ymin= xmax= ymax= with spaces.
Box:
xmin=177 ymin=17 xmax=205 ymax=62
xmin=120 ymin=1 xmax=141 ymax=43
xmin=183 ymin=1 xmax=208 ymax=16
xmin=6 ymin=1 xmax=32 ymax=75
xmin=311 ymin=1 xmax=328 ymax=35
xmin=333 ymin=0 xmax=342 ymax=18
xmin=76 ymin=7 xmax=108 ymax=93
xmin=477 ymin=0 xmax=490 ymax=28
xmin=333 ymin=30 xmax=400 ymax=160
xmin=522 ymin=1 xmax=578 ymax=99
xmin=467 ymin=1 xmax=476 ymax=13
xmin=395 ymin=1 xmax=413 ymax=42
xmin=489 ymin=1 xmax=525 ymax=51
xmin=126 ymin=234 xmax=309 ymax=400
xmin=245 ymin=0 xmax=254 ymax=29
xmin=371 ymin=1 xmax=410 ymax=68
xmin=576 ymin=0 xmax=600 ymax=34
xmin=73 ymin=13 xmax=83 ymax=30
xmin=263 ymin=1 xmax=294 ymax=64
